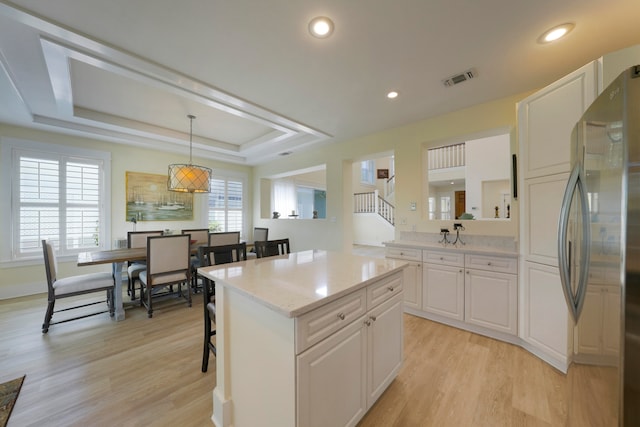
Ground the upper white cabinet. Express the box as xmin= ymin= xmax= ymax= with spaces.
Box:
xmin=517 ymin=60 xmax=600 ymax=179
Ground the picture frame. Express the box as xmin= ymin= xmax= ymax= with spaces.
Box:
xmin=126 ymin=171 xmax=194 ymax=221
xmin=377 ymin=168 xmax=389 ymax=179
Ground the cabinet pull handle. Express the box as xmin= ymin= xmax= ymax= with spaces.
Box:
xmin=364 ymin=320 xmax=371 ymax=326
xmin=465 ymin=270 xmax=468 ymax=274
xmin=387 ymin=286 xmax=394 ymax=292
xmin=370 ymin=315 xmax=377 ymax=322
xmin=337 ymin=313 xmax=345 ymax=320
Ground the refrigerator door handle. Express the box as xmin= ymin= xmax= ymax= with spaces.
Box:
xmin=558 ymin=164 xmax=591 ymax=322
xmin=573 ymin=167 xmax=591 ymax=321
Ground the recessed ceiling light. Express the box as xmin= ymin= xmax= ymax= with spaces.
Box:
xmin=309 ymin=16 xmax=334 ymax=38
xmin=538 ymin=23 xmax=575 ymax=44
xmin=387 ymin=91 xmax=399 ymax=99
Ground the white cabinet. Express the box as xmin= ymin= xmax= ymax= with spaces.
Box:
xmin=521 ymin=261 xmax=571 ymax=368
xmin=421 ymin=249 xmax=518 ymax=337
xmin=385 ymin=247 xmax=422 ymax=310
xmin=423 ymin=262 xmax=464 ymax=321
xmin=521 ymin=173 xmax=569 ymax=265
xmin=518 ymin=60 xmax=600 ymax=372
xmin=464 ymin=254 xmax=517 ymax=335
xmin=574 ymin=284 xmax=620 ymax=361
xmin=366 ymin=294 xmax=404 ymax=406
xmin=296 ymin=274 xmax=403 ymax=427
xmin=422 ymin=250 xmax=464 ymax=322
xmin=297 ymin=314 xmax=367 ymax=427
xmin=518 ymin=61 xmax=599 ymax=179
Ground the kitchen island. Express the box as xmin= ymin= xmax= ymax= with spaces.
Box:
xmin=198 ymin=250 xmax=407 ymax=427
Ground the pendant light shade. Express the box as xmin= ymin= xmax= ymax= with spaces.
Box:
xmin=168 ymin=115 xmax=212 ymax=193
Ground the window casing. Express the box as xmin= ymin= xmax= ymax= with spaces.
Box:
xmin=2 ymin=138 xmax=111 ymax=262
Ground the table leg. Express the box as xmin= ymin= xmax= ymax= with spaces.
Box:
xmin=112 ymin=261 xmax=126 ymax=321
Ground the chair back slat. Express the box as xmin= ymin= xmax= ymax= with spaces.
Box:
xmin=128 ymin=230 xmax=163 ymax=248
xmin=146 ymin=234 xmax=191 ymax=275
xmin=209 ymin=232 xmax=241 ymax=246
xmin=198 ymin=242 xmax=247 ymax=268
xmin=255 ymin=238 xmax=290 ymax=258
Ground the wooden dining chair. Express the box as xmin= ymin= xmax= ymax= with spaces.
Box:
xmin=255 ymin=238 xmax=291 ymax=258
xmin=182 ymin=228 xmax=211 ymax=290
xmin=41 ymin=239 xmax=115 ymax=333
xmin=138 ymin=234 xmax=192 ymax=318
xmin=126 ymin=230 xmax=163 ymax=300
xmin=198 ymin=242 xmax=247 ymax=372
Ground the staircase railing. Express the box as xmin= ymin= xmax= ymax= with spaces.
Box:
xmin=354 ymin=190 xmax=395 ymax=225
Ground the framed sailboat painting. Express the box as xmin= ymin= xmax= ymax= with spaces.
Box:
xmin=126 ymin=171 xmax=194 ymax=221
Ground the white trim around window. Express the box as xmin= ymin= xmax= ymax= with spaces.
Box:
xmin=0 ymin=137 xmax=112 ymax=266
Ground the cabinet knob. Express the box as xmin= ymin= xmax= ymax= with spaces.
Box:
xmin=370 ymin=315 xmax=377 ymax=322
xmin=465 ymin=270 xmax=469 ymax=274
xmin=400 ymin=252 xmax=404 ymax=256
xmin=337 ymin=313 xmax=345 ymax=320
xmin=364 ymin=320 xmax=371 ymax=327
xmin=387 ymin=286 xmax=394 ymax=292
xmin=440 ymin=257 xmax=444 ymax=260
xmin=487 ymin=262 xmax=492 ymax=266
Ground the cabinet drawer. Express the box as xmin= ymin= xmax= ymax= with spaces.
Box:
xmin=464 ymin=254 xmax=517 ymax=274
xmin=385 ymin=247 xmax=422 ymax=262
xmin=367 ymin=271 xmax=403 ymax=309
xmin=296 ymin=289 xmax=367 ymax=354
xmin=423 ymin=250 xmax=464 ymax=267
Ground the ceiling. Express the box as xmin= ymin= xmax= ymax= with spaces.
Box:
xmin=0 ymin=1 xmax=639 ymax=165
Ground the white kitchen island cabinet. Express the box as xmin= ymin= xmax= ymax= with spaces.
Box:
xmin=198 ymin=250 xmax=407 ymax=427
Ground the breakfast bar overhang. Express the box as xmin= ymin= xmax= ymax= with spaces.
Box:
xmin=198 ymin=250 xmax=408 ymax=427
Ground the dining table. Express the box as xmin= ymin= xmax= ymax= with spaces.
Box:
xmin=77 ymin=239 xmax=206 ymax=321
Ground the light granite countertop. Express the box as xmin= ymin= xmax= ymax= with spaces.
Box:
xmin=384 ymin=239 xmax=519 ymax=257
xmin=198 ymin=250 xmax=408 ymax=318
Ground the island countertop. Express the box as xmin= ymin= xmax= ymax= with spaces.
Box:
xmin=198 ymin=249 xmax=408 ymax=318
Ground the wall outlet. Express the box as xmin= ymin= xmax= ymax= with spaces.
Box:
xmin=409 ymin=202 xmax=417 ymax=211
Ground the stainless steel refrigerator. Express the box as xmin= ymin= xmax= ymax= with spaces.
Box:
xmin=558 ymin=65 xmax=640 ymax=426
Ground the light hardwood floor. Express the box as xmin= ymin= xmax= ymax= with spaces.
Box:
xmin=0 ymin=288 xmax=611 ymax=426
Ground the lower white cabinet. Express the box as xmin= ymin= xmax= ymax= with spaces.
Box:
xmin=385 ymin=247 xmax=422 ymax=310
xmin=521 ymin=260 xmax=571 ymax=368
xmin=575 ymin=284 xmax=620 ymax=360
xmin=423 ymin=262 xmax=464 ymax=321
xmin=421 ymin=250 xmax=518 ymax=336
xmin=297 ymin=284 xmax=403 ymax=427
xmin=464 ymin=268 xmax=517 ymax=335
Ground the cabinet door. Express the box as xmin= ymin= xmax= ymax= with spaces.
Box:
xmin=521 ymin=261 xmax=570 ymax=367
xmin=518 ymin=60 xmax=599 ymax=179
xmin=367 ymin=294 xmax=403 ymax=407
xmin=297 ymin=317 xmax=367 ymax=427
xmin=574 ymin=285 xmax=604 ymax=355
xmin=423 ymin=263 xmax=464 ymax=321
xmin=465 ymin=269 xmax=517 ymax=335
xmin=602 ymin=286 xmax=621 ymax=357
xmin=521 ymin=173 xmax=569 ymax=265
xmin=402 ymin=262 xmax=422 ymax=310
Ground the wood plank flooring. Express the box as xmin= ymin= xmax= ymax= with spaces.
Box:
xmin=0 ymin=288 xmax=609 ymax=426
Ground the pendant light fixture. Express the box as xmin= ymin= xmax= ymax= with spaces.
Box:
xmin=167 ymin=114 xmax=212 ymax=193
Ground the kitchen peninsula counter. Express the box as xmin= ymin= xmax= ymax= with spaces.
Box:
xmin=198 ymin=250 xmax=407 ymax=427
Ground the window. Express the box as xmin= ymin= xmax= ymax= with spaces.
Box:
xmin=428 ymin=197 xmax=436 ymax=220
xmin=208 ymin=176 xmax=245 ymax=237
xmin=361 ymin=160 xmax=375 ymax=185
xmin=2 ymin=138 xmax=111 ymax=261
xmin=440 ymin=196 xmax=451 ymax=220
